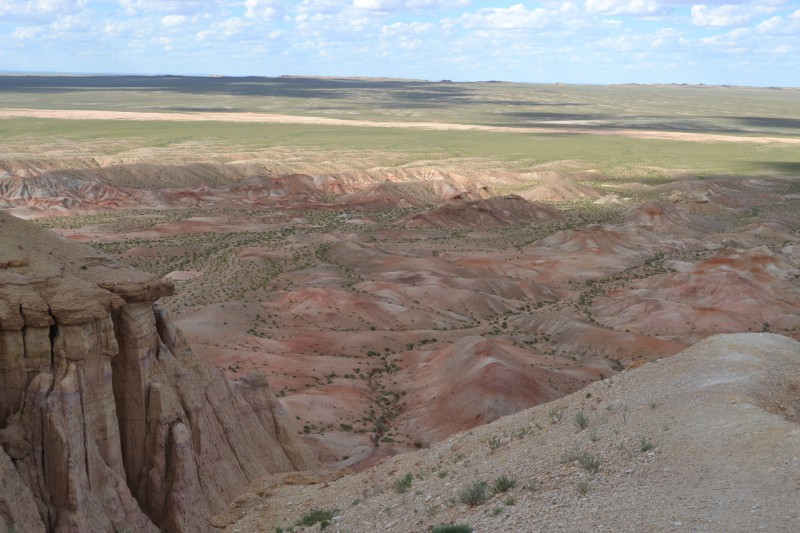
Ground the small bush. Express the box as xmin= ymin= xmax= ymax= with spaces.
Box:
xmin=394 ymin=473 xmax=413 ymax=494
xmin=491 ymin=475 xmax=517 ymax=494
xmin=459 ymin=480 xmax=489 ymax=507
xmin=639 ymin=437 xmax=655 ymax=452
xmin=578 ymin=452 xmax=601 ymax=474
xmin=487 ymin=436 xmax=502 ymax=450
xmin=432 ymin=525 xmax=473 ymax=533
xmin=295 ymin=509 xmax=337 ymax=530
xmin=576 ymin=478 xmax=590 ymax=495
xmin=574 ymin=412 xmax=589 ymax=430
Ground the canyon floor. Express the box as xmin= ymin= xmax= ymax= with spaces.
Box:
xmin=1 ymin=76 xmax=799 ymax=531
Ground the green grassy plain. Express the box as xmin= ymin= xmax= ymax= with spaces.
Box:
xmin=1 ymin=117 xmax=799 ymax=181
xmin=2 ymin=76 xmax=800 ymax=136
xmin=1 ymin=76 xmax=799 ymax=182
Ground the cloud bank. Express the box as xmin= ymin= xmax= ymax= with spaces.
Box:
xmin=0 ymin=0 xmax=798 ymax=85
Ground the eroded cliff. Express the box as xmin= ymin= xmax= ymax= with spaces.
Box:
xmin=0 ymin=211 xmax=315 ymax=532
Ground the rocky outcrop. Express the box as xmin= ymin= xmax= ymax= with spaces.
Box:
xmin=0 ymin=211 xmax=315 ymax=532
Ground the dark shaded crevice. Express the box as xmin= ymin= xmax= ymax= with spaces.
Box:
xmin=19 ymin=305 xmax=27 ymax=360
xmin=48 ymin=309 xmax=57 ymax=371
xmin=76 ymin=368 xmax=91 ymax=493
xmin=160 ymin=419 xmax=179 ymax=528
xmin=108 ymin=308 xmax=141 ymax=499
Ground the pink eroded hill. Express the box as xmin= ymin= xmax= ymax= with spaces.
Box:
xmin=340 ymin=178 xmax=487 ymax=208
xmin=621 ymin=201 xmax=725 ymax=235
xmin=510 ymin=311 xmax=688 ymax=363
xmin=593 ymin=246 xmax=800 ymax=342
xmin=0 ymin=173 xmax=139 ymax=214
xmin=516 ymin=171 xmax=603 ymax=202
xmin=392 ymin=336 xmax=614 ymax=444
xmin=402 ymin=194 xmax=566 ymax=228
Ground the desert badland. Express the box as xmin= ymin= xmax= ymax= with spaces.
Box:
xmin=0 ymin=76 xmax=799 ymax=532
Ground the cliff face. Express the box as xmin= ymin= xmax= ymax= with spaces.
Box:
xmin=0 ymin=212 xmax=315 ymax=532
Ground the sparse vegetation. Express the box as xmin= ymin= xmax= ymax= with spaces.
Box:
xmin=563 ymin=450 xmax=602 ymax=474
xmin=574 ymin=411 xmax=589 ymax=430
xmin=293 ymin=509 xmax=338 ymax=530
xmin=431 ymin=525 xmax=473 ymax=533
xmin=639 ymin=437 xmax=656 ymax=453
xmin=394 ymin=473 xmax=413 ymax=494
xmin=578 ymin=452 xmax=602 ymax=474
xmin=459 ymin=480 xmax=489 ymax=507
xmin=549 ymin=407 xmax=565 ymax=424
xmin=491 ymin=475 xmax=518 ymax=494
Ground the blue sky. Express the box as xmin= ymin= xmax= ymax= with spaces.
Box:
xmin=1 ymin=1 xmax=798 ymax=85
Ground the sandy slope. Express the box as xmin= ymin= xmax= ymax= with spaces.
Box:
xmin=222 ymin=333 xmax=800 ymax=533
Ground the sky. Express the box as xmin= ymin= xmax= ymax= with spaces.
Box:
xmin=1 ymin=1 xmax=799 ymax=85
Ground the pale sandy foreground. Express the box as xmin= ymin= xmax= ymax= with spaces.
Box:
xmin=222 ymin=333 xmax=800 ymax=532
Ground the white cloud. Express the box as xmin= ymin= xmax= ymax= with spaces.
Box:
xmin=381 ymin=21 xmax=433 ymax=36
xmin=245 ymin=0 xmax=282 ymax=19
xmin=585 ymin=0 xmax=661 ymax=16
xmin=699 ymin=26 xmax=751 ymax=47
xmin=757 ymin=12 xmax=800 ymax=34
xmin=161 ymin=14 xmax=186 ymax=27
xmin=118 ymin=0 xmax=222 ymax=15
xmin=353 ymin=0 xmax=398 ymax=9
xmin=0 ymin=0 xmax=88 ymax=17
xmin=219 ymin=17 xmax=252 ymax=36
xmin=587 ymin=27 xmax=682 ymax=52
xmin=11 ymin=26 xmax=42 ymax=39
xmin=298 ymin=0 xmax=346 ymax=15
xmin=353 ymin=0 xmax=468 ymax=10
xmin=453 ymin=3 xmax=565 ymax=30
xmin=690 ymin=4 xmax=757 ymax=27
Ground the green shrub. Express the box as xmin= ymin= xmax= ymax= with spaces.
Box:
xmin=294 ymin=509 xmax=337 ymax=530
xmin=574 ymin=412 xmax=589 ymax=430
xmin=491 ymin=475 xmax=517 ymax=494
xmin=578 ymin=452 xmax=601 ymax=474
xmin=459 ymin=480 xmax=489 ymax=507
xmin=432 ymin=525 xmax=473 ymax=533
xmin=394 ymin=473 xmax=413 ymax=494
xmin=639 ymin=437 xmax=655 ymax=452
